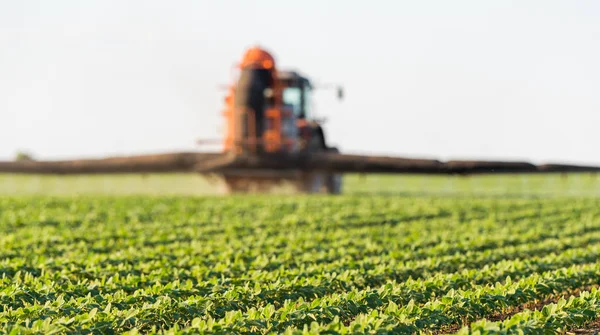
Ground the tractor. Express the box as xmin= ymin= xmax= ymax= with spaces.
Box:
xmin=210 ymin=46 xmax=343 ymax=194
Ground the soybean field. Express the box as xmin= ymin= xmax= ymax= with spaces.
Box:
xmin=1 ymin=174 xmax=600 ymax=334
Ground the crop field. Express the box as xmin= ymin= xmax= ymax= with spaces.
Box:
xmin=1 ymin=174 xmax=600 ymax=334
xmin=2 ymin=173 xmax=600 ymax=197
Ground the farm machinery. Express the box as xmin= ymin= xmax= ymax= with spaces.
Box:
xmin=2 ymin=46 xmax=600 ymax=192
xmin=200 ymin=46 xmax=345 ymax=194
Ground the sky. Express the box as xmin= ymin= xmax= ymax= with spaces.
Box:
xmin=1 ymin=0 xmax=599 ymax=164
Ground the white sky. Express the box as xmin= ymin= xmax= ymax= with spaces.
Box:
xmin=1 ymin=0 xmax=599 ymax=164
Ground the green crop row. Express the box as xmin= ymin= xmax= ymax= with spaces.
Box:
xmin=455 ymin=288 xmax=600 ymax=334
xmin=0 ymin=194 xmax=599 ymax=334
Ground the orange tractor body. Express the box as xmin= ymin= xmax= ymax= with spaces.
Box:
xmin=212 ymin=46 xmax=342 ymax=193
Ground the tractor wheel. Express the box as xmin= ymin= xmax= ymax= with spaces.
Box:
xmin=297 ymin=172 xmax=326 ymax=194
xmin=325 ymin=147 xmax=343 ymax=194
xmin=297 ymin=127 xmax=343 ymax=194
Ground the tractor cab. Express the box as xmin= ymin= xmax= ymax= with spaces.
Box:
xmin=277 ymin=70 xmax=328 ymax=150
xmin=278 ymin=71 xmax=313 ymax=121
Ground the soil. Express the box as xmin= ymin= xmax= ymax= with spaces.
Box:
xmin=567 ymin=319 xmax=600 ymax=335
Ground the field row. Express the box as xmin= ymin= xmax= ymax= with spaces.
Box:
xmin=1 ymin=195 xmax=599 ymax=333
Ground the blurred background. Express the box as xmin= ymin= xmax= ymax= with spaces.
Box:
xmin=2 ymin=0 xmax=599 ymax=165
